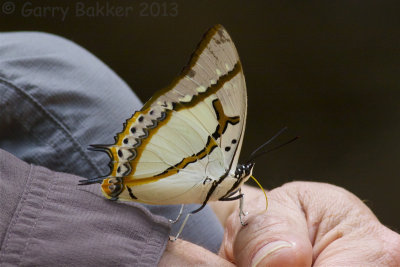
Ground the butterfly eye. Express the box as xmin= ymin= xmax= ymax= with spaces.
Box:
xmin=244 ymin=163 xmax=255 ymax=175
xmin=108 ymin=184 xmax=116 ymax=191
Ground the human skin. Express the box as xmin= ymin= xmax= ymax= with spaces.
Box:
xmin=159 ymin=182 xmax=400 ymax=266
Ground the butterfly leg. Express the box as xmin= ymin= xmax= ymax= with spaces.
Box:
xmin=169 ymin=200 xmax=211 ymax=242
xmin=170 ymin=181 xmax=219 ymax=241
xmin=169 ymin=204 xmax=185 ymax=224
xmin=169 ymin=212 xmax=192 ymax=242
xmin=219 ymin=188 xmax=248 ymax=226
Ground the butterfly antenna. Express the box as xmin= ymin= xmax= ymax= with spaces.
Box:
xmin=247 ymin=136 xmax=299 ymax=163
xmin=245 ymin=126 xmax=288 ymax=163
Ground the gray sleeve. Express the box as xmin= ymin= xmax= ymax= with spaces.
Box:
xmin=0 ymin=31 xmax=223 ymax=255
xmin=0 ymin=149 xmax=170 ymax=266
xmin=0 ymin=31 xmax=142 ymax=178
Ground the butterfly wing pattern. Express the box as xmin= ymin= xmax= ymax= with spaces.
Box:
xmin=82 ymin=25 xmax=255 ymax=222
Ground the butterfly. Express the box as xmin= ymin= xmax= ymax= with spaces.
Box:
xmin=80 ymin=24 xmax=267 ymax=240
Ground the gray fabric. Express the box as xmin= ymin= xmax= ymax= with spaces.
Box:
xmin=0 ymin=149 xmax=169 ymax=266
xmin=0 ymin=30 xmax=224 ymax=264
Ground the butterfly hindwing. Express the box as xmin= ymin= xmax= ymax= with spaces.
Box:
xmin=99 ymin=25 xmax=247 ymax=205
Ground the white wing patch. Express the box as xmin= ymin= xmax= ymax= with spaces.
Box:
xmin=120 ymin=147 xmax=225 ymax=204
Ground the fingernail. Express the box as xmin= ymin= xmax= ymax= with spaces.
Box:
xmin=251 ymin=241 xmax=293 ymax=267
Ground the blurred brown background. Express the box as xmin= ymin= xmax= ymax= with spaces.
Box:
xmin=1 ymin=1 xmax=399 ymax=231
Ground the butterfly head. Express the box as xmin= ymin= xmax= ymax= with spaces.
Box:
xmin=101 ymin=177 xmax=123 ymax=200
xmin=234 ymin=162 xmax=255 ymax=182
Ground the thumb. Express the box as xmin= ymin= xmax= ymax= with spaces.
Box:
xmin=220 ymin=184 xmax=313 ymax=267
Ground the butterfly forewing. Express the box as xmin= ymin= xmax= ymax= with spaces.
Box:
xmin=100 ymin=25 xmax=247 ymax=205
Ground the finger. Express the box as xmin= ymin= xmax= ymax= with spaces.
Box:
xmin=159 ymin=238 xmax=235 ymax=266
xmin=220 ymin=184 xmax=313 ymax=267
xmin=314 ymin=224 xmax=400 ymax=266
xmin=266 ymin=182 xmax=400 ymax=266
xmin=295 ymin=182 xmax=400 ymax=266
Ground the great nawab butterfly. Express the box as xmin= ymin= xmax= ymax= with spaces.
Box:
xmin=80 ymin=24 xmax=267 ymax=240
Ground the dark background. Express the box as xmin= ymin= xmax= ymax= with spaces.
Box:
xmin=2 ymin=1 xmax=399 ymax=231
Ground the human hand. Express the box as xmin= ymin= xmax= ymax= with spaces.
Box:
xmin=219 ymin=182 xmax=400 ymax=266
xmin=159 ymin=182 xmax=400 ymax=266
